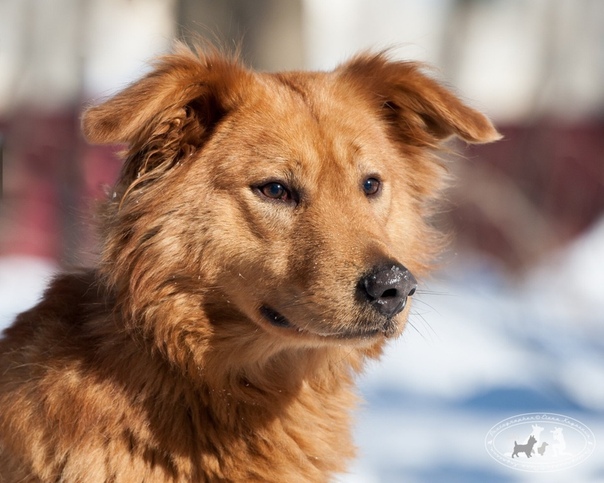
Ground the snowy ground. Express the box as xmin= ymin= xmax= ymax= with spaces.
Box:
xmin=345 ymin=218 xmax=604 ymax=483
xmin=346 ymin=263 xmax=604 ymax=483
xmin=1 ymin=219 xmax=603 ymax=482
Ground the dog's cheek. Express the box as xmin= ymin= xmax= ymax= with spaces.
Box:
xmin=204 ymin=195 xmax=293 ymax=282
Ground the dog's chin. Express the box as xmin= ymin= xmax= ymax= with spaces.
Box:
xmin=257 ymin=305 xmax=401 ymax=345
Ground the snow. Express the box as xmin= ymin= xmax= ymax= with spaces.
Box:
xmin=1 ymin=218 xmax=603 ymax=481
xmin=343 ymin=218 xmax=604 ymax=482
xmin=344 ymin=266 xmax=604 ymax=481
xmin=0 ymin=256 xmax=57 ymax=328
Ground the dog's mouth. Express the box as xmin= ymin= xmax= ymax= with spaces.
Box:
xmin=259 ymin=305 xmax=389 ymax=340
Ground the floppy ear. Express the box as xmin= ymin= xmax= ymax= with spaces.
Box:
xmin=82 ymin=44 xmax=246 ymax=146
xmin=340 ymin=52 xmax=501 ymax=146
xmin=82 ymin=44 xmax=247 ymax=186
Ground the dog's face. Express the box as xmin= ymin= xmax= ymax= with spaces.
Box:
xmin=195 ymin=76 xmax=421 ymax=343
xmin=83 ymin=46 xmax=499 ymax=350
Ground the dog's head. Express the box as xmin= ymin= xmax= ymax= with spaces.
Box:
xmin=83 ymin=45 xmax=499 ymax=353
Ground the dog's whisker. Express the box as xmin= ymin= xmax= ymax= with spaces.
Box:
xmin=411 ymin=297 xmax=442 ymax=313
xmin=404 ymin=320 xmax=426 ymax=340
xmin=409 ymin=312 xmax=440 ymax=341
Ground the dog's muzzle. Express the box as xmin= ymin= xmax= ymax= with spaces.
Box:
xmin=358 ymin=262 xmax=417 ymax=318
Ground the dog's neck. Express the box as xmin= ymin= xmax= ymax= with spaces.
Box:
xmin=177 ymin=301 xmax=382 ymax=404
xmin=108 ymin=294 xmax=383 ymax=478
xmin=111 ymin=284 xmax=381 ymax=411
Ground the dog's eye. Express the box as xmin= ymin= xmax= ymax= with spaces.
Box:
xmin=258 ymin=182 xmax=291 ymax=202
xmin=362 ymin=177 xmax=381 ymax=196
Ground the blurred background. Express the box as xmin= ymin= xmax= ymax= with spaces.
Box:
xmin=1 ymin=0 xmax=603 ymax=481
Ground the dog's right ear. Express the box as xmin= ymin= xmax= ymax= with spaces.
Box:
xmin=82 ymin=44 xmax=246 ymax=147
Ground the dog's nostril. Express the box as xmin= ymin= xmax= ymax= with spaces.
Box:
xmin=359 ymin=262 xmax=417 ymax=318
xmin=381 ymin=288 xmax=399 ymax=299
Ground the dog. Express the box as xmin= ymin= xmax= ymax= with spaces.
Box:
xmin=0 ymin=44 xmax=499 ymax=481
xmin=512 ymin=435 xmax=537 ymax=459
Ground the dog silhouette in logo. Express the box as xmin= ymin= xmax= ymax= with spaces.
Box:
xmin=512 ymin=435 xmax=537 ymax=458
xmin=551 ymin=427 xmax=568 ymax=456
xmin=537 ymin=441 xmax=549 ymax=456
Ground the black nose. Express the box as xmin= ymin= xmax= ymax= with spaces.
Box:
xmin=359 ymin=262 xmax=417 ymax=318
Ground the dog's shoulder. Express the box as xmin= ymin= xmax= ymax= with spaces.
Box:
xmin=1 ymin=269 xmax=106 ymax=344
xmin=0 ymin=270 xmax=158 ymax=479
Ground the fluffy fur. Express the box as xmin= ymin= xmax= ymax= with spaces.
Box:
xmin=0 ymin=44 xmax=499 ymax=482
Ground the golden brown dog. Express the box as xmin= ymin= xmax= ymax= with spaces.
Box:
xmin=0 ymin=44 xmax=499 ymax=481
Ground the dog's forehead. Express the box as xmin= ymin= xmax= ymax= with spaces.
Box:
xmin=263 ymin=70 xmax=376 ymax=132
xmin=226 ymin=71 xmax=392 ymax=174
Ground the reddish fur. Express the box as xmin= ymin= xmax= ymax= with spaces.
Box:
xmin=0 ymin=44 xmax=499 ymax=481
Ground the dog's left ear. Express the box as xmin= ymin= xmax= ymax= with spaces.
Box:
xmin=340 ymin=52 xmax=501 ymax=146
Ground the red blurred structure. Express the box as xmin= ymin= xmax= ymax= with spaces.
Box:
xmin=0 ymin=109 xmax=121 ymax=265
xmin=453 ymin=120 xmax=604 ymax=269
xmin=1 ymin=109 xmax=603 ymax=271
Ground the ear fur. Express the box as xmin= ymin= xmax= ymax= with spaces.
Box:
xmin=339 ymin=52 xmax=501 ymax=146
xmin=82 ymin=43 xmax=246 ymax=146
